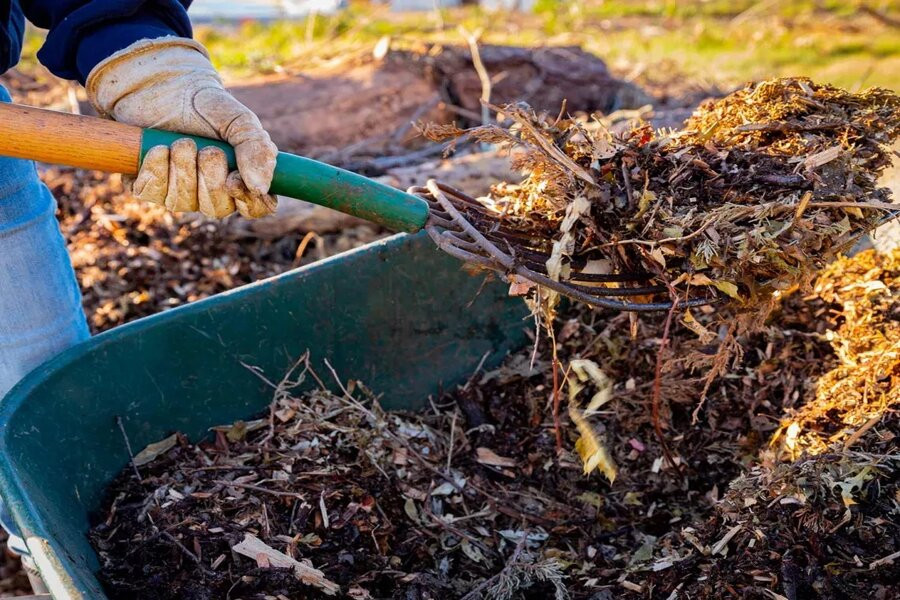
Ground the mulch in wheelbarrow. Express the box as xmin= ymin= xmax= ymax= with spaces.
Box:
xmin=89 ymin=248 xmax=899 ymax=600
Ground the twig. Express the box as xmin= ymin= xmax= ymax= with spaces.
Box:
xmin=161 ymin=532 xmax=214 ymax=575
xmin=859 ymin=5 xmax=900 ymax=28
xmin=344 ymin=143 xmax=448 ymax=173
xmin=213 ymin=480 xmax=306 ymax=499
xmin=393 ymin=95 xmax=442 ymax=143
xmin=440 ymin=101 xmax=493 ymax=123
xmin=323 ymin=358 xmax=380 ymax=423
xmin=870 ymin=549 xmax=900 ymax=569
xmin=460 ymin=532 xmax=529 ymax=600
xmin=843 ymin=413 xmax=884 ymax=451
xmin=807 ymin=200 xmax=899 ymax=211
xmin=422 ymin=507 xmax=494 ymax=558
xmin=460 ymin=28 xmax=492 ymax=131
xmin=529 ymin=287 xmax=543 ymax=372
xmin=446 ymin=411 xmax=458 ymax=473
xmin=532 ymin=281 xmax=564 ymax=453
xmin=621 ymin=162 xmax=634 ymax=209
xmin=504 ymin=108 xmax=596 ymax=185
xmin=652 ymin=294 xmax=682 ymax=474
xmin=549 ymin=319 xmax=563 ymax=453
xmin=462 ymin=350 xmax=491 ymax=392
xmin=293 ymin=231 xmax=319 ymax=265
xmin=240 ymin=361 xmax=279 ymax=389
xmin=115 ymin=416 xmax=143 ymax=483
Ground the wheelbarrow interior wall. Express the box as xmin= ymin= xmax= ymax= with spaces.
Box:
xmin=0 ymin=232 xmax=529 ymax=599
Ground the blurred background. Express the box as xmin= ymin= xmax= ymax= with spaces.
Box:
xmin=184 ymin=0 xmax=900 ymax=89
xmin=1 ymin=1 xmax=898 ymax=593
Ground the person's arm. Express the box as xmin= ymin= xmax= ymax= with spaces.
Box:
xmin=21 ymin=1 xmax=192 ymax=84
xmin=25 ymin=1 xmax=277 ymax=219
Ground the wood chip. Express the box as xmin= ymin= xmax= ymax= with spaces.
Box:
xmin=231 ymin=533 xmax=339 ymax=595
xmin=869 ymin=549 xmax=900 ymax=569
xmin=475 ymin=447 xmax=517 ymax=468
xmin=803 ymin=145 xmax=842 ymax=170
xmin=710 ymin=524 xmax=742 ymax=555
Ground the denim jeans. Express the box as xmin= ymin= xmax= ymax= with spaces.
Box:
xmin=0 ymin=84 xmax=90 ymax=400
xmin=0 ymin=84 xmax=90 ymax=557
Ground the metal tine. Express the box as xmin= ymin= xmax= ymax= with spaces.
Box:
xmin=491 ymin=243 xmax=656 ymax=283
xmin=443 ymin=196 xmax=660 ymax=284
xmin=412 ymin=181 xmax=716 ymax=311
xmin=436 ymin=227 xmax=668 ymax=297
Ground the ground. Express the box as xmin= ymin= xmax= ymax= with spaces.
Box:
xmin=1 ymin=0 xmax=899 ymax=596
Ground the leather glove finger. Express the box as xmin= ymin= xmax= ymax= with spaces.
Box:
xmin=197 ymin=146 xmax=237 ymax=219
xmin=226 ymin=171 xmax=278 ymax=219
xmin=193 ymin=89 xmax=279 ymax=197
xmin=131 ymin=145 xmax=169 ymax=206
xmin=165 ymin=138 xmax=200 ymax=213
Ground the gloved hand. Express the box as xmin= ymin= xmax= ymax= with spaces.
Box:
xmin=86 ymin=37 xmax=278 ymax=219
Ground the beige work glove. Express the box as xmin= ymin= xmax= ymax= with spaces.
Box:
xmin=86 ymin=37 xmax=278 ymax=219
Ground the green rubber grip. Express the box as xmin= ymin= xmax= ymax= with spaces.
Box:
xmin=141 ymin=129 xmax=429 ymax=233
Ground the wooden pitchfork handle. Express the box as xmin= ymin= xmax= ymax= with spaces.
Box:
xmin=0 ymin=102 xmax=429 ymax=232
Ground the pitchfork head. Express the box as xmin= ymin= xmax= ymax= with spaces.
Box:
xmin=410 ymin=180 xmax=716 ymax=312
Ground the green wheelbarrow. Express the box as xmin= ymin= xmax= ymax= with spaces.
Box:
xmin=0 ymin=232 xmax=529 ymax=599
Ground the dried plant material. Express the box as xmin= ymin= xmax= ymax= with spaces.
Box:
xmin=132 ymin=434 xmax=178 ymax=467
xmin=679 ymin=420 xmax=898 ymax=598
xmin=475 ymin=447 xmax=517 ymax=468
xmin=709 ymin=524 xmax=741 ymax=556
xmin=568 ymin=359 xmax=613 ymax=413
xmin=425 ymin=78 xmax=900 ymax=323
xmin=566 ymin=359 xmax=617 ymax=479
xmin=771 ymin=249 xmax=900 ymax=458
xmin=568 ymin=404 xmax=617 ymax=482
xmin=231 ymin=534 xmax=339 ymax=595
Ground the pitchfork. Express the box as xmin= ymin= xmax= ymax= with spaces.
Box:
xmin=0 ymin=103 xmax=716 ymax=311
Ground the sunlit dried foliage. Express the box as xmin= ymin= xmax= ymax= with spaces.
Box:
xmin=425 ymin=78 xmax=900 ymax=321
xmin=773 ymin=249 xmax=900 ymax=458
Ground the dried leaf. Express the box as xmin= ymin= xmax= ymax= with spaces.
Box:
xmin=569 ymin=405 xmax=617 ymax=482
xmin=649 ymin=246 xmax=667 ymax=269
xmin=835 ymin=466 xmax=874 ymax=508
xmin=569 ymin=359 xmax=614 ymax=413
xmin=681 ymin=310 xmax=716 ymax=343
xmin=133 ymin=434 xmax=178 ymax=467
xmin=461 ymin=539 xmax=486 ymax=563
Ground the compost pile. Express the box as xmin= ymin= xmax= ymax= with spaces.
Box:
xmin=655 ymin=248 xmax=900 ymax=598
xmin=424 ymin=77 xmax=900 ymax=317
xmin=772 ymin=249 xmax=900 ymax=459
xmin=90 ymin=248 xmax=899 ymax=600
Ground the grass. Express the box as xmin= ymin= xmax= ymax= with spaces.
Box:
xmin=191 ymin=1 xmax=899 ymax=91
xmin=17 ymin=1 xmax=900 ymax=91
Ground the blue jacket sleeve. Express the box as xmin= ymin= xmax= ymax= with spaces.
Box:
xmin=22 ymin=1 xmax=193 ymax=84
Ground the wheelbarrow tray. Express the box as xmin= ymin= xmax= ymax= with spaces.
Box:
xmin=0 ymin=232 xmax=528 ymax=599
